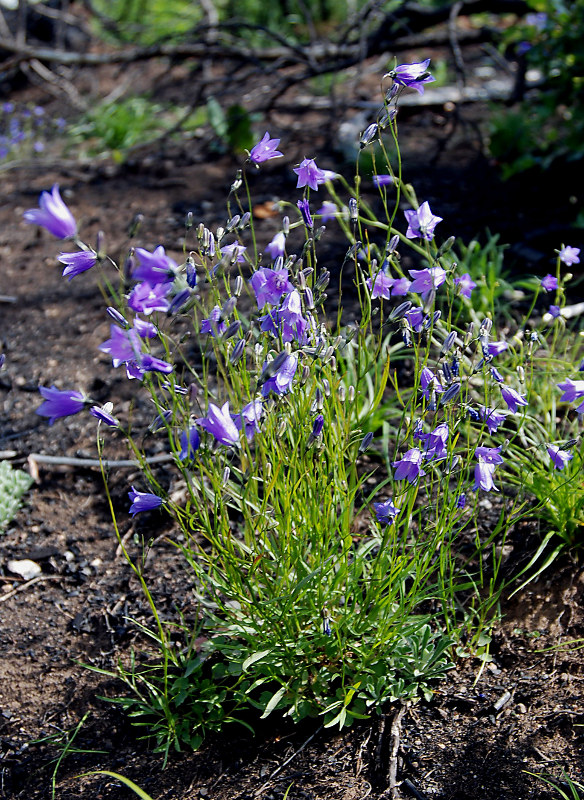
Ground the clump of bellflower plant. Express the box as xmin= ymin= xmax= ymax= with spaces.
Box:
xmin=0 ymin=102 xmax=66 ymax=163
xmin=27 ymin=60 xmax=584 ymax=757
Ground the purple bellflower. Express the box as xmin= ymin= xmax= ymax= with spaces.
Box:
xmin=179 ymin=426 xmax=201 ymax=461
xmin=406 ymin=306 xmax=424 ymax=332
xmin=392 ymin=448 xmax=426 ymax=484
xmin=473 ymin=446 xmax=504 ymax=492
xmin=559 ymin=246 xmax=580 ymax=266
xmin=454 ymin=273 xmax=477 ymax=299
xmin=264 ymin=232 xmax=286 ymax=260
xmin=374 ymin=498 xmax=398 ymax=524
xmin=478 ymin=405 xmax=507 ymax=434
xmin=420 ymin=366 xmax=444 ymax=399
xmin=133 ymin=246 xmax=177 ymax=285
xmin=415 ymin=422 xmax=449 ymax=460
xmin=233 ymin=400 xmax=263 ymax=441
xmin=220 ymin=241 xmax=247 ymax=264
xmin=366 ymin=272 xmax=394 ymax=300
xmin=24 ymin=184 xmax=77 ymax=239
xmin=557 ymin=378 xmax=584 ymax=403
xmin=58 ymin=250 xmax=97 ymax=280
xmin=408 ymin=266 xmax=446 ymax=297
xmin=279 ymin=290 xmax=310 ymax=343
xmin=389 ymin=59 xmax=435 ymax=94
xmin=293 ymin=158 xmax=326 ymax=191
xmin=99 ymin=324 xmax=172 ymax=380
xmin=201 ymin=306 xmax=227 ymax=337
xmin=250 ymin=267 xmax=294 ymax=309
xmin=297 ymin=198 xmax=313 ymax=228
xmin=488 ymin=341 xmax=509 ymax=357
xmin=36 ymin=385 xmax=86 ymax=425
xmin=548 ymin=305 xmax=562 ymax=319
xmin=547 ymin=444 xmax=573 ymax=470
xmin=249 ymin=131 xmax=283 ymax=164
xmin=196 ymin=402 xmax=240 ymax=446
xmin=128 ymin=486 xmax=163 ymax=516
xmin=404 ymin=202 xmax=443 ymax=240
xmin=90 ymin=403 xmax=119 ymax=427
xmin=500 ymin=385 xmax=528 ymax=414
xmin=317 ymin=201 xmax=339 ymax=222
xmin=373 ymin=174 xmax=394 ymax=188
xmin=541 ymin=274 xmax=558 ymax=292
xmin=128 ymin=281 xmax=170 ymax=315
xmin=261 ymin=353 xmax=298 ymax=396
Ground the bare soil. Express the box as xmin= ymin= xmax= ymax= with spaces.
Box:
xmin=1 ymin=41 xmax=583 ymax=800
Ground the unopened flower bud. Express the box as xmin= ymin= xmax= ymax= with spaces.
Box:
xmin=440 ymin=382 xmax=461 ymax=405
xmin=300 ymin=364 xmax=310 ymax=386
xmin=359 ymin=432 xmax=373 ymax=453
xmin=229 ymin=338 xmax=246 ymax=363
xmin=389 ymin=300 xmax=412 ymax=321
xmin=226 ymin=215 xmax=240 ymax=232
xmin=258 ymin=351 xmax=289 ymax=385
xmin=107 ymin=307 xmax=129 ymax=328
xmin=437 ymin=236 xmax=456 ymax=257
xmin=168 ymin=288 xmax=191 ymax=314
xmin=95 ymin=230 xmax=106 ymax=259
xmin=186 ymin=211 xmax=194 ymax=229
xmin=322 ymin=378 xmax=331 ymax=397
xmin=360 ymin=123 xmax=378 ymax=148
xmin=221 ymin=296 xmax=237 ymax=319
xmin=234 ymin=275 xmax=243 ymax=297
xmin=387 ymin=234 xmax=400 ymax=254
xmin=186 ymin=256 xmax=197 ymax=288
xmin=222 ymin=466 xmax=231 ymax=485
xmin=128 ymin=213 xmax=143 ymax=238
xmin=315 ymin=270 xmax=330 ymax=292
xmin=517 ymin=365 xmax=525 ymax=383
xmin=282 ymin=216 xmax=290 ymax=236
xmin=338 ymin=385 xmax=346 ymax=402
xmin=223 ymin=320 xmax=242 ymax=340
xmin=304 ymin=287 xmax=314 ymax=310
xmin=315 ymin=387 xmax=324 ymax=410
xmin=230 ymin=170 xmax=243 ymax=192
xmin=348 ymin=385 xmax=355 ymax=402
xmin=349 ymin=198 xmax=358 ymax=222
xmin=440 ymin=330 xmax=457 ymax=356
xmin=480 ymin=318 xmax=493 ymax=334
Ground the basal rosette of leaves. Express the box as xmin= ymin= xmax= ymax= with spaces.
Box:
xmin=28 ymin=63 xmax=584 ymax=758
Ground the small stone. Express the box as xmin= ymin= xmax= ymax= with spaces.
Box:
xmin=7 ymin=559 xmax=41 ymax=580
xmin=517 ymin=703 xmax=527 ymax=714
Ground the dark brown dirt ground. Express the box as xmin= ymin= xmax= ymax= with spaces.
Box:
xmin=1 ymin=38 xmax=583 ymax=800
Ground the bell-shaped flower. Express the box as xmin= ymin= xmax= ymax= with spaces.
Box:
xmin=128 ymin=486 xmax=163 ymax=515
xmin=250 ymin=267 xmax=293 ymax=308
xmin=249 ymin=131 xmax=283 ymax=164
xmin=36 ymin=385 xmax=86 ymax=425
xmin=23 ymin=184 xmax=77 ymax=239
xmin=58 ymin=250 xmax=97 ymax=280
xmin=261 ymin=354 xmax=297 ymax=396
xmin=392 ymin=448 xmax=426 ymax=484
xmin=196 ymin=402 xmax=240 ymax=446
xmin=547 ymin=444 xmax=573 ymax=470
xmin=133 ymin=246 xmax=177 ymax=285
xmin=374 ymin=498 xmax=398 ymax=524
xmin=179 ymin=426 xmax=201 ymax=461
xmin=500 ymin=385 xmax=528 ymax=414
xmin=293 ymin=158 xmax=326 ymax=190
xmin=389 ymin=59 xmax=435 ymax=94
xmin=404 ymin=201 xmax=442 ymax=240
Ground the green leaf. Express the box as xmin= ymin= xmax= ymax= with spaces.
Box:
xmin=260 ymin=685 xmax=287 ymax=719
xmin=77 ymin=771 xmax=155 ymax=800
xmin=242 ymin=649 xmax=272 ymax=671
